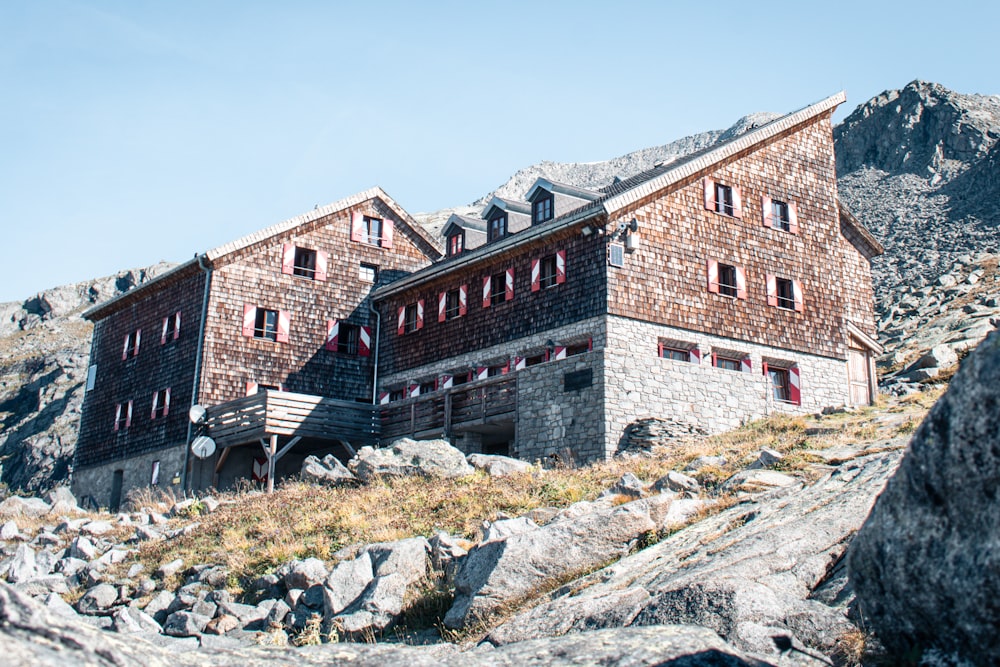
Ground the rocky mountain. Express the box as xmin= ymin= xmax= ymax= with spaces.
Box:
xmin=0 ymin=263 xmax=176 ymax=495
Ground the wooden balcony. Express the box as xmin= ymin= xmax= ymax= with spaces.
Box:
xmin=381 ymin=374 xmax=517 ymax=440
xmin=204 ymin=390 xmax=378 ymax=450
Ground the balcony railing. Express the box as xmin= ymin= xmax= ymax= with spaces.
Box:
xmin=380 ymin=374 xmax=517 ymax=441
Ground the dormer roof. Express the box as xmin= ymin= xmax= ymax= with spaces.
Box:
xmin=524 ymin=178 xmax=602 ymax=203
xmin=482 ymin=197 xmax=531 ymax=220
xmin=442 ymin=214 xmax=487 ymax=236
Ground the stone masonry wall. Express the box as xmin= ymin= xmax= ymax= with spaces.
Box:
xmin=602 ymin=315 xmax=850 ymax=454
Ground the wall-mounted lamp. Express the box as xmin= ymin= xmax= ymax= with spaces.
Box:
xmin=581 ymin=225 xmax=593 ymax=237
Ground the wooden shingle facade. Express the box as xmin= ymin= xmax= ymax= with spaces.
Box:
xmin=73 ymin=92 xmax=882 ymax=506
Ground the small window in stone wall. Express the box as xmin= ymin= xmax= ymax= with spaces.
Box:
xmin=564 ymin=369 xmax=593 ymax=392
xmin=712 ymin=350 xmax=751 ymax=373
xmin=389 ymin=388 xmax=405 ymax=402
xmin=419 ymin=379 xmax=438 ymax=394
xmin=763 ymin=360 xmax=801 ymax=405
xmin=565 ymin=339 xmax=592 ymax=357
xmin=658 ymin=340 xmax=701 ymax=364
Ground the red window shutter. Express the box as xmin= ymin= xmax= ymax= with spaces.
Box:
xmin=477 ymin=367 xmax=488 ymax=380
xmin=741 ymin=358 xmax=752 ymax=373
xmin=556 ymin=251 xmax=566 ymax=284
xmin=246 ymin=381 xmax=258 ymax=396
xmin=416 ymin=300 xmax=424 ymax=330
xmin=440 ymin=374 xmax=453 ymax=389
xmin=397 ymin=306 xmax=405 ymax=335
xmin=382 ymin=220 xmax=394 ymax=248
xmin=554 ymin=346 xmax=567 ymax=360
xmin=242 ymin=304 xmax=256 ymax=337
xmin=325 ymin=319 xmax=339 ymax=351
xmin=766 ymin=274 xmax=778 ymax=307
xmin=789 ymin=367 xmax=802 ymax=405
xmin=761 ymin=195 xmax=773 ymax=228
xmin=657 ymin=342 xmax=664 ymax=357
xmin=787 ymin=202 xmax=799 ymax=235
xmin=514 ymin=356 xmax=525 ymax=370
xmin=762 ymin=361 xmax=769 ymax=376
xmin=506 ymin=268 xmax=515 ymax=301
xmin=732 ymin=186 xmax=743 ymax=219
xmin=588 ymin=338 xmax=593 ymax=351
xmin=122 ymin=334 xmax=129 ymax=360
xmin=125 ymin=401 xmax=132 ymax=428
xmin=706 ymin=259 xmax=719 ymax=293
xmin=531 ymin=258 xmax=541 ymax=292
xmin=409 ymin=383 xmax=420 ymax=398
xmin=134 ymin=329 xmax=141 ymax=357
xmin=161 ymin=317 xmax=169 ymax=345
xmin=163 ymin=388 xmax=171 ymax=417
xmin=711 ymin=351 xmax=718 ymax=367
xmin=359 ymin=326 xmax=372 ymax=356
xmin=114 ymin=404 xmax=121 ymax=432
xmin=379 ymin=391 xmax=389 ymax=405
xmin=703 ymin=177 xmax=715 ymax=211
xmin=438 ymin=291 xmax=447 ymax=322
xmin=689 ymin=349 xmax=701 ymax=364
xmin=281 ymin=243 xmax=295 ymax=275
xmin=735 ymin=266 xmax=748 ymax=300
xmin=173 ymin=312 xmax=181 ymax=340
xmin=351 ymin=211 xmax=365 ymax=242
xmin=276 ymin=310 xmax=291 ymax=343
xmin=482 ymin=275 xmax=492 ymax=308
xmin=150 ymin=392 xmax=158 ymax=419
xmin=792 ymin=279 xmax=804 ymax=312
xmin=459 ymin=284 xmax=467 ymax=316
xmin=501 ymin=361 xmax=510 ymax=375
xmin=315 ymin=250 xmax=329 ymax=282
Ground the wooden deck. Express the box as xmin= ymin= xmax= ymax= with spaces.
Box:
xmin=204 ymin=390 xmax=378 ymax=449
xmin=381 ymin=374 xmax=517 ymax=440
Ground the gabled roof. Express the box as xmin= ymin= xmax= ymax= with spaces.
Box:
xmin=482 ymin=197 xmax=531 ymax=220
xmin=206 ymin=186 xmax=441 ymax=262
xmin=85 ymin=187 xmax=439 ymax=320
xmin=524 ymin=178 xmax=602 ymax=203
xmin=838 ymin=202 xmax=884 ymax=258
xmin=442 ymin=214 xmax=487 ymax=237
xmin=375 ymin=92 xmax=849 ymax=300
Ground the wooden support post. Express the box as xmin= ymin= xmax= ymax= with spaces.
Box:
xmin=410 ymin=402 xmax=416 ymax=438
xmin=213 ymin=447 xmax=232 ymax=488
xmin=267 ymin=434 xmax=277 ymax=494
xmin=443 ymin=391 xmax=452 ymax=439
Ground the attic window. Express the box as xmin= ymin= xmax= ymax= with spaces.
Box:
xmin=715 ymin=184 xmax=735 ymax=216
xmin=293 ymin=248 xmax=317 ymax=278
xmin=489 ymin=214 xmax=507 ymax=242
xmin=448 ymin=233 xmax=464 ymax=257
xmin=770 ymin=200 xmax=791 ymax=232
xmin=533 ymin=195 xmax=553 ymax=224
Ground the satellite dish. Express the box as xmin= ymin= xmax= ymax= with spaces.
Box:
xmin=190 ymin=435 xmax=216 ymax=459
xmin=188 ymin=405 xmax=207 ymax=425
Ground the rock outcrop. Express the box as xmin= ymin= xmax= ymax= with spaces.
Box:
xmin=849 ymin=330 xmax=1000 ymax=662
xmin=349 ymin=439 xmax=474 ymax=481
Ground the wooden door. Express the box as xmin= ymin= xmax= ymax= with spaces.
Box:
xmin=848 ymin=347 xmax=872 ymax=406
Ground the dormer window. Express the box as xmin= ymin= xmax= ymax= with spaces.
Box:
xmin=488 ymin=214 xmax=507 ymax=242
xmin=533 ymin=195 xmax=553 ymax=224
xmin=448 ymin=232 xmax=464 ymax=257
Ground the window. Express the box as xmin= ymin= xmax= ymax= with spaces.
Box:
xmin=662 ymin=347 xmax=687 ymax=362
xmin=486 ymin=362 xmax=509 ymax=377
xmin=608 ymin=243 xmax=625 ymax=268
xmin=255 ymin=309 xmax=278 ymax=341
xmin=448 ymin=233 xmax=464 ymax=257
xmin=452 ymin=371 xmax=471 ymax=386
xmin=766 ymin=274 xmax=803 ymax=312
xmin=293 ymin=247 xmax=317 ymax=278
xmin=714 ymin=355 xmax=742 ymax=372
xmin=122 ymin=329 xmax=141 ymax=360
xmin=389 ymin=388 xmax=405 ymax=402
xmin=243 ymin=305 xmax=290 ymax=342
xmin=113 ymin=401 xmax=132 ymax=432
xmin=703 ymin=177 xmax=742 ymax=218
xmin=404 ymin=303 xmax=420 ymax=333
xmin=445 ymin=289 xmax=461 ymax=320
xmin=532 ymin=251 xmax=565 ymax=291
xmin=419 ymin=379 xmax=437 ymax=394
xmin=438 ymin=285 xmax=467 ymax=322
xmin=525 ymin=353 xmax=546 ymax=367
xmin=151 ymin=388 xmax=170 ymax=419
xmin=86 ymin=365 xmax=97 ymax=391
xmin=707 ymin=260 xmax=747 ymax=299
xmin=565 ymin=340 xmax=592 ymax=357
xmin=489 ymin=214 xmax=507 ymax=242
xmin=351 ymin=211 xmax=394 ymax=248
xmin=161 ymin=312 xmax=181 ymax=344
xmin=281 ymin=244 xmax=327 ymax=281
xmin=490 ymin=272 xmax=508 ymax=304
xmin=533 ymin=195 xmax=553 ymax=224
xmin=769 ymin=367 xmax=790 ymax=402
xmin=715 ymin=183 xmax=734 ymax=216
xmin=762 ymin=195 xmax=798 ymax=233
xmin=359 ymin=263 xmax=378 ymax=283
xmin=338 ymin=324 xmax=360 ymax=355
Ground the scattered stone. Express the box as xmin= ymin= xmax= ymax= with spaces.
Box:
xmin=747 ymin=447 xmax=784 ymax=470
xmin=601 ymin=472 xmax=648 ymax=499
xmin=0 ymin=520 xmax=20 ymax=540
xmin=69 ymin=535 xmax=97 ymax=560
xmin=200 ymin=496 xmax=221 ymax=513
xmin=0 ymin=496 xmax=51 ymax=518
xmin=77 ymin=583 xmax=119 ymax=614
xmin=300 ymin=454 xmax=356 ymax=485
xmin=907 ymin=343 xmax=958 ymax=371
xmin=467 ymin=453 xmax=534 ymax=476
xmin=40 ymin=591 xmax=79 ymax=618
xmin=155 ymin=558 xmax=184 ymax=580
xmin=204 ymin=613 xmax=239 ymax=635
xmin=653 ymin=471 xmax=700 ymax=494
xmin=683 ymin=455 xmax=727 ymax=472
xmin=266 ymin=598 xmax=290 ymax=626
xmin=350 ymin=438 xmax=474 ymax=482
xmin=280 ymin=557 xmax=328 ymax=591
xmin=162 ymin=610 xmax=210 ymax=637
xmin=111 ymin=606 xmax=162 ymax=634
xmin=481 ymin=517 xmax=538 ymax=544
xmin=334 ymin=572 xmax=408 ymax=636
xmin=142 ymin=590 xmax=175 ymax=624
xmin=323 ymin=551 xmax=374 ymax=618
xmin=721 ymin=469 xmax=799 ymax=494
xmin=81 ymin=520 xmax=114 ymax=536
xmin=6 ymin=544 xmax=38 ymax=583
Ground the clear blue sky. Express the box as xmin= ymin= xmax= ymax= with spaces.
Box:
xmin=1 ymin=1 xmax=997 ymax=303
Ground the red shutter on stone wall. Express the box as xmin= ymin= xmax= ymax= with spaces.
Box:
xmin=438 ymin=291 xmax=447 ymax=322
xmin=766 ymin=274 xmax=778 ymax=307
xmin=788 ymin=202 xmax=800 ymax=235
xmin=281 ymin=244 xmax=295 ymax=275
xmin=483 ymin=275 xmax=492 ymax=308
xmin=706 ymin=259 xmax=719 ymax=293
xmin=792 ymin=279 xmax=804 ymax=312
xmin=351 ymin=211 xmax=365 ymax=242
xmin=506 ymin=268 xmax=515 ymax=300
xmin=382 ymin=220 xmax=394 ymax=248
xmin=408 ymin=383 xmax=420 ymax=398
xmin=242 ymin=304 xmax=256 ymax=337
xmin=732 ymin=186 xmax=743 ymax=219
xmin=789 ymin=366 xmax=802 ymax=405
xmin=741 ymin=357 xmax=752 ymax=373
xmin=359 ymin=326 xmax=371 ymax=356
xmin=501 ymin=360 xmax=510 ymax=375
xmin=440 ymin=374 xmax=453 ymax=389
xmin=711 ymin=351 xmax=718 ymax=367
xmin=689 ymin=349 xmax=701 ymax=364
xmin=761 ymin=195 xmax=773 ymax=229
xmin=735 ymin=266 xmax=747 ymax=300
xmin=554 ymin=346 xmax=567 ymax=360
xmin=397 ymin=307 xmax=405 ymax=335
xmin=531 ymin=258 xmax=541 ymax=292
xmin=379 ymin=391 xmax=390 ymax=405
xmin=762 ymin=361 xmax=769 ymax=376
xmin=514 ymin=356 xmax=525 ymax=370
xmin=703 ymin=177 xmax=715 ymax=211
xmin=325 ymin=319 xmax=339 ymax=351
xmin=246 ymin=381 xmax=258 ymax=396
xmin=315 ymin=251 xmax=329 ymax=282
xmin=150 ymin=392 xmax=158 ymax=419
xmin=459 ymin=284 xmax=467 ymax=316
xmin=477 ymin=367 xmax=488 ymax=380
xmin=556 ymin=251 xmax=566 ymax=284
xmin=416 ymin=300 xmax=424 ymax=329
xmin=276 ymin=311 xmax=291 ymax=343
xmin=657 ymin=342 xmax=664 ymax=357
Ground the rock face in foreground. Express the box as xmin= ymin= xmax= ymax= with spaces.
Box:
xmin=849 ymin=330 xmax=1000 ymax=662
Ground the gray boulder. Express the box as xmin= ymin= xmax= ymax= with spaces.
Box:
xmin=481 ymin=516 xmax=538 ymax=544
xmin=685 ymin=455 xmax=727 ymax=471
xmin=906 ymin=343 xmax=958 ymax=371
xmin=849 ymin=330 xmax=1000 ymax=662
xmin=466 ymin=453 xmax=533 ymax=477
xmin=350 ymin=438 xmax=473 ymax=481
xmin=0 ymin=496 xmax=51 ymax=518
xmin=601 ymin=472 xmax=649 ymax=499
xmin=300 ymin=454 xmax=356 ymax=485
xmin=280 ymin=557 xmax=328 ymax=591
xmin=1 ymin=520 xmax=19 ymax=540
xmin=77 ymin=582 xmax=119 ymax=614
xmin=162 ymin=610 xmax=210 ymax=637
xmin=6 ymin=544 xmax=39 ymax=583
xmin=654 ymin=471 xmax=700 ymax=494
xmin=323 ymin=551 xmax=374 ymax=618
xmin=334 ymin=572 xmax=408 ymax=636
xmin=365 ymin=537 xmax=429 ymax=586
xmin=111 ymin=606 xmax=163 ymax=634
